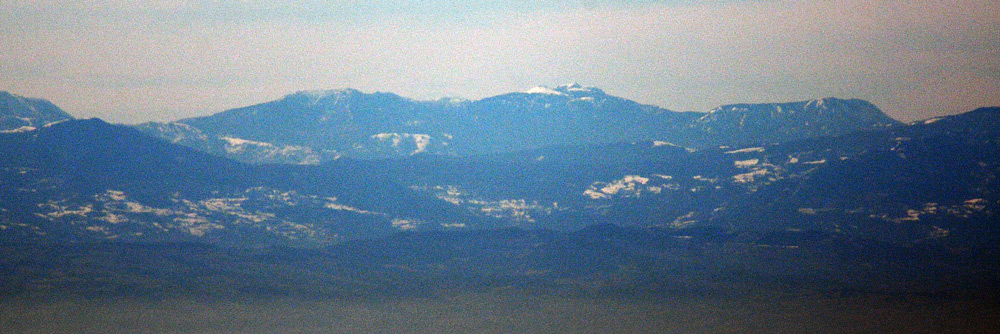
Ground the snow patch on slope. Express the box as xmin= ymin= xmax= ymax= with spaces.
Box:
xmin=0 ymin=126 xmax=36 ymax=133
xmin=221 ymin=136 xmax=275 ymax=148
xmin=733 ymin=169 xmax=770 ymax=183
xmin=371 ymin=133 xmax=432 ymax=154
xmin=734 ymin=159 xmax=759 ymax=168
xmin=726 ymin=147 xmax=765 ymax=154
xmin=584 ymin=175 xmax=677 ymax=199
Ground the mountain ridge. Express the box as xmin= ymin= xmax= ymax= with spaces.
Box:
xmin=688 ymin=97 xmax=902 ymax=146
xmin=0 ymin=91 xmax=75 ymax=132
xmin=135 ymin=86 xmax=902 ymax=163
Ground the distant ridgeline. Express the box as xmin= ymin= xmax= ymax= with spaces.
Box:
xmin=0 ymin=91 xmax=74 ymax=133
xmin=134 ymin=84 xmax=901 ymax=164
xmin=1 ymin=89 xmax=997 ymax=249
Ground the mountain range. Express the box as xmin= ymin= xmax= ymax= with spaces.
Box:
xmin=1 ymin=89 xmax=996 ymax=250
xmin=3 ymin=88 xmax=1000 ymax=326
xmin=134 ymin=84 xmax=901 ymax=163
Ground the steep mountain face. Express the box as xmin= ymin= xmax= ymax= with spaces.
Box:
xmin=0 ymin=119 xmax=482 ymax=246
xmin=0 ymin=91 xmax=74 ymax=132
xmin=136 ymin=86 xmax=899 ymax=164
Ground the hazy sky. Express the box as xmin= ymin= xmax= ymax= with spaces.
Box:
xmin=2 ymin=0 xmax=998 ymax=123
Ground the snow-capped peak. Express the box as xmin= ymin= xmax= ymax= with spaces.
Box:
xmin=557 ymin=83 xmax=584 ymax=90
xmin=290 ymin=89 xmax=361 ymax=103
xmin=524 ymin=84 xmax=604 ymax=96
xmin=557 ymin=83 xmax=603 ymax=95
xmin=805 ymin=98 xmax=830 ymax=109
xmin=524 ymin=86 xmax=566 ymax=95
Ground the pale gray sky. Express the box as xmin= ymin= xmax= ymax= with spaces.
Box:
xmin=2 ymin=0 xmax=998 ymax=123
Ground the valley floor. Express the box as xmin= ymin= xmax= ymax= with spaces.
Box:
xmin=2 ymin=227 xmax=998 ymax=333
xmin=2 ymin=289 xmax=997 ymax=333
